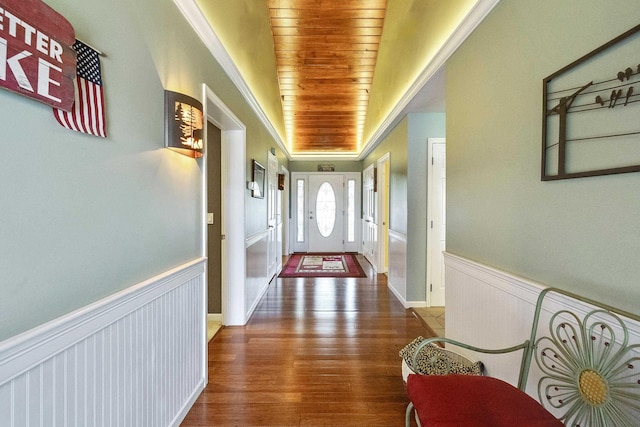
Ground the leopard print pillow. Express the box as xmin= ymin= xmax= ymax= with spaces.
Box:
xmin=399 ymin=336 xmax=484 ymax=376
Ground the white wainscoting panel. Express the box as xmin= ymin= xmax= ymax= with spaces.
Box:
xmin=245 ymin=230 xmax=271 ymax=320
xmin=444 ymin=252 xmax=640 ymax=396
xmin=0 ymin=258 xmax=207 ymax=427
xmin=387 ymin=230 xmax=407 ymax=306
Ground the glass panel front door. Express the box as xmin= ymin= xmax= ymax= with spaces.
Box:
xmin=315 ymin=182 xmax=337 ymax=238
xmin=308 ymin=174 xmax=344 ymax=252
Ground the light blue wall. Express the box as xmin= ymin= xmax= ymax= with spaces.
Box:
xmin=363 ymin=113 xmax=445 ymax=302
xmin=446 ymin=0 xmax=640 ymax=314
xmin=0 ymin=0 xmax=283 ymax=341
xmin=363 ymin=118 xmax=408 ymax=232
xmin=407 ymin=113 xmax=446 ymax=301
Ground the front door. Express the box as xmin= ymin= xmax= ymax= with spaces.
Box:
xmin=308 ymin=174 xmax=344 ymax=253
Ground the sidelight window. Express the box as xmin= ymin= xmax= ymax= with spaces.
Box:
xmin=296 ymin=179 xmax=305 ymax=242
xmin=347 ymin=179 xmax=355 ymax=242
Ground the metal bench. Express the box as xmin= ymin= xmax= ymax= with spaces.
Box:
xmin=405 ymin=287 xmax=640 ymax=426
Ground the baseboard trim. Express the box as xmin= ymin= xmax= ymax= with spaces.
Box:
xmin=387 ymin=281 xmax=407 ymax=307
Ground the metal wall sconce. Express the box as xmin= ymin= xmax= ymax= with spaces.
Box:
xmin=164 ymin=90 xmax=204 ymax=158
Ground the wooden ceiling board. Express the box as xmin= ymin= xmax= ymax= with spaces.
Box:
xmin=272 ymin=25 xmax=383 ymax=37
xmin=270 ymin=9 xmax=386 ymax=20
xmin=268 ymin=0 xmax=388 ymax=154
xmin=274 ymin=42 xmax=380 ymax=52
xmin=273 ymin=35 xmax=382 ymax=45
xmin=270 ymin=18 xmax=384 ymax=28
xmin=270 ymin=0 xmax=386 ymax=9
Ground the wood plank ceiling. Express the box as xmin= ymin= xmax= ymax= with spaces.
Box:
xmin=267 ymin=0 xmax=387 ymax=155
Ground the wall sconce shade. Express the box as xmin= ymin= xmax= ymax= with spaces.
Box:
xmin=164 ymin=90 xmax=204 ymax=158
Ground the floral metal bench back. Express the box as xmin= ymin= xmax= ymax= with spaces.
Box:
xmin=527 ymin=288 xmax=640 ymax=426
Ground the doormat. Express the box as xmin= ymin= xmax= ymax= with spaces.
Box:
xmin=278 ymin=253 xmax=367 ymax=278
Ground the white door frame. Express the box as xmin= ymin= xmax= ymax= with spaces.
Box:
xmin=202 ymin=84 xmax=246 ymax=326
xmin=426 ymin=137 xmax=446 ymax=307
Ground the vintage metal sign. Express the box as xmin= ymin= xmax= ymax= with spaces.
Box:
xmin=0 ymin=0 xmax=76 ymax=111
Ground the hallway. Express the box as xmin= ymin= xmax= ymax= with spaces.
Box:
xmin=181 ymin=255 xmax=431 ymax=426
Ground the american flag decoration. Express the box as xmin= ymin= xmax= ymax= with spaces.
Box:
xmin=53 ymin=40 xmax=106 ymax=138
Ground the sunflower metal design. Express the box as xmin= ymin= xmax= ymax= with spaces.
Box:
xmin=535 ymin=309 xmax=640 ymax=426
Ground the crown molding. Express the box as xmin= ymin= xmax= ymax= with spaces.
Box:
xmin=173 ymin=0 xmax=290 ymax=158
xmin=359 ymin=0 xmax=501 ymax=160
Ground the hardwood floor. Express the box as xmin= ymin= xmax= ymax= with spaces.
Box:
xmin=181 ymin=255 xmax=431 ymax=426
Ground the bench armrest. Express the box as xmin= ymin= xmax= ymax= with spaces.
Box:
xmin=411 ymin=336 xmax=531 ymax=389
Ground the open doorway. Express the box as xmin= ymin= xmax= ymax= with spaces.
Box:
xmin=203 ymin=84 xmax=247 ymax=327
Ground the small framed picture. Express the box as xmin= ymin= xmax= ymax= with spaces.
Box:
xmin=252 ymin=160 xmax=265 ymax=198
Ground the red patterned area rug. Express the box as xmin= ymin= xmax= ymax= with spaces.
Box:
xmin=278 ymin=253 xmax=367 ymax=278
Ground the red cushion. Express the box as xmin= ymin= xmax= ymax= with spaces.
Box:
xmin=406 ymin=374 xmax=563 ymax=427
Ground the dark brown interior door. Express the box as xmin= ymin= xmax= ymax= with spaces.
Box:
xmin=207 ymin=121 xmax=222 ymax=313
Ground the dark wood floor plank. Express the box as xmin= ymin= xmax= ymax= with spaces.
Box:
xmin=181 ymin=255 xmax=430 ymax=426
